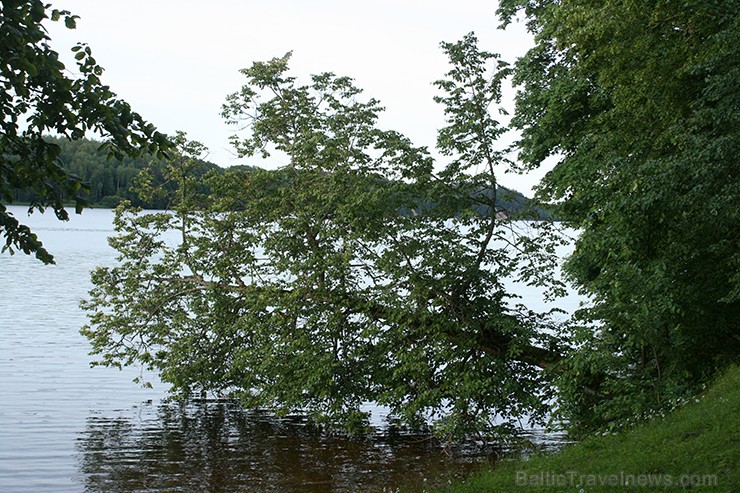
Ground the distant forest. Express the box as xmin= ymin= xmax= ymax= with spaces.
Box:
xmin=9 ymin=137 xmax=221 ymax=210
xmin=11 ymin=137 xmax=536 ymax=215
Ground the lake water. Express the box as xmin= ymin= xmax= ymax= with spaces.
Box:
xmin=0 ymin=206 xmax=578 ymax=492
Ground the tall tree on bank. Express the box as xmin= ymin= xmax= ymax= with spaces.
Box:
xmin=499 ymin=0 xmax=739 ymax=431
xmin=0 ymin=0 xmax=169 ymax=263
xmin=82 ymin=35 xmax=567 ymax=439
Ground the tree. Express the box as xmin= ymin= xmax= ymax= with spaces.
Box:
xmin=0 ymin=0 xmax=170 ymax=263
xmin=82 ymin=36 xmax=567 ymax=439
xmin=498 ymin=0 xmax=740 ymax=431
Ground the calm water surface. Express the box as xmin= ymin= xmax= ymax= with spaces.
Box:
xmin=0 ymin=206 xmax=572 ymax=492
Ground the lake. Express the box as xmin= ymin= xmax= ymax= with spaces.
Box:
xmin=0 ymin=206 xmax=578 ymax=492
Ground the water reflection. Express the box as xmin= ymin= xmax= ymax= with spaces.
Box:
xmin=77 ymin=400 xmax=496 ymax=493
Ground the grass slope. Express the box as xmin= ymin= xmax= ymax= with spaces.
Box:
xmin=433 ymin=365 xmax=739 ymax=492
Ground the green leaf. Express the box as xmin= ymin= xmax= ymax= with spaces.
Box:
xmin=64 ymin=15 xmax=78 ymax=29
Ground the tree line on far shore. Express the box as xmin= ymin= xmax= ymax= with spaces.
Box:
xmin=6 ymin=136 xmax=219 ymax=209
xmin=11 ymin=136 xmax=536 ymax=216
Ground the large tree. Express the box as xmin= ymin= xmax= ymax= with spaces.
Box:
xmin=499 ymin=0 xmax=740 ymax=431
xmin=0 ymin=0 xmax=169 ymax=263
xmin=82 ymin=36 xmax=567 ymax=438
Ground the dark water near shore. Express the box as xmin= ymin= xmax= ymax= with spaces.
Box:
xmin=77 ymin=400 xmax=499 ymax=492
xmin=0 ymin=206 xmax=573 ymax=492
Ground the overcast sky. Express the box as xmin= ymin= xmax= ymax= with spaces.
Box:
xmin=46 ymin=0 xmax=546 ymax=194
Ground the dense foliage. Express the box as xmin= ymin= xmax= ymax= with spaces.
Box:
xmin=0 ymin=0 xmax=169 ymax=263
xmin=499 ymin=0 xmax=740 ymax=432
xmin=82 ymin=37 xmax=568 ymax=439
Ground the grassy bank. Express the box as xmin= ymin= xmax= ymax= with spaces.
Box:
xmin=432 ymin=365 xmax=739 ymax=492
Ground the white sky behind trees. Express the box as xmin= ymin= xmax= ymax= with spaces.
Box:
xmin=46 ymin=0 xmax=547 ymax=195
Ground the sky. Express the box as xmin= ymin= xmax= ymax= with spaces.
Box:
xmin=46 ymin=0 xmax=547 ymax=195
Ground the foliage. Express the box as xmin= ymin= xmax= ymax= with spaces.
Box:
xmin=9 ymin=136 xmax=220 ymax=209
xmin=498 ymin=0 xmax=740 ymax=432
xmin=432 ymin=364 xmax=740 ymax=492
xmin=82 ymin=36 xmax=567 ymax=438
xmin=0 ymin=0 xmax=170 ymax=263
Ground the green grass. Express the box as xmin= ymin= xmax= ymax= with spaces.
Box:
xmin=432 ymin=365 xmax=740 ymax=492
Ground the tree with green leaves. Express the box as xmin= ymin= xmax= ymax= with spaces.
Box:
xmin=82 ymin=35 xmax=567 ymax=439
xmin=498 ymin=0 xmax=740 ymax=432
xmin=0 ymin=0 xmax=170 ymax=263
